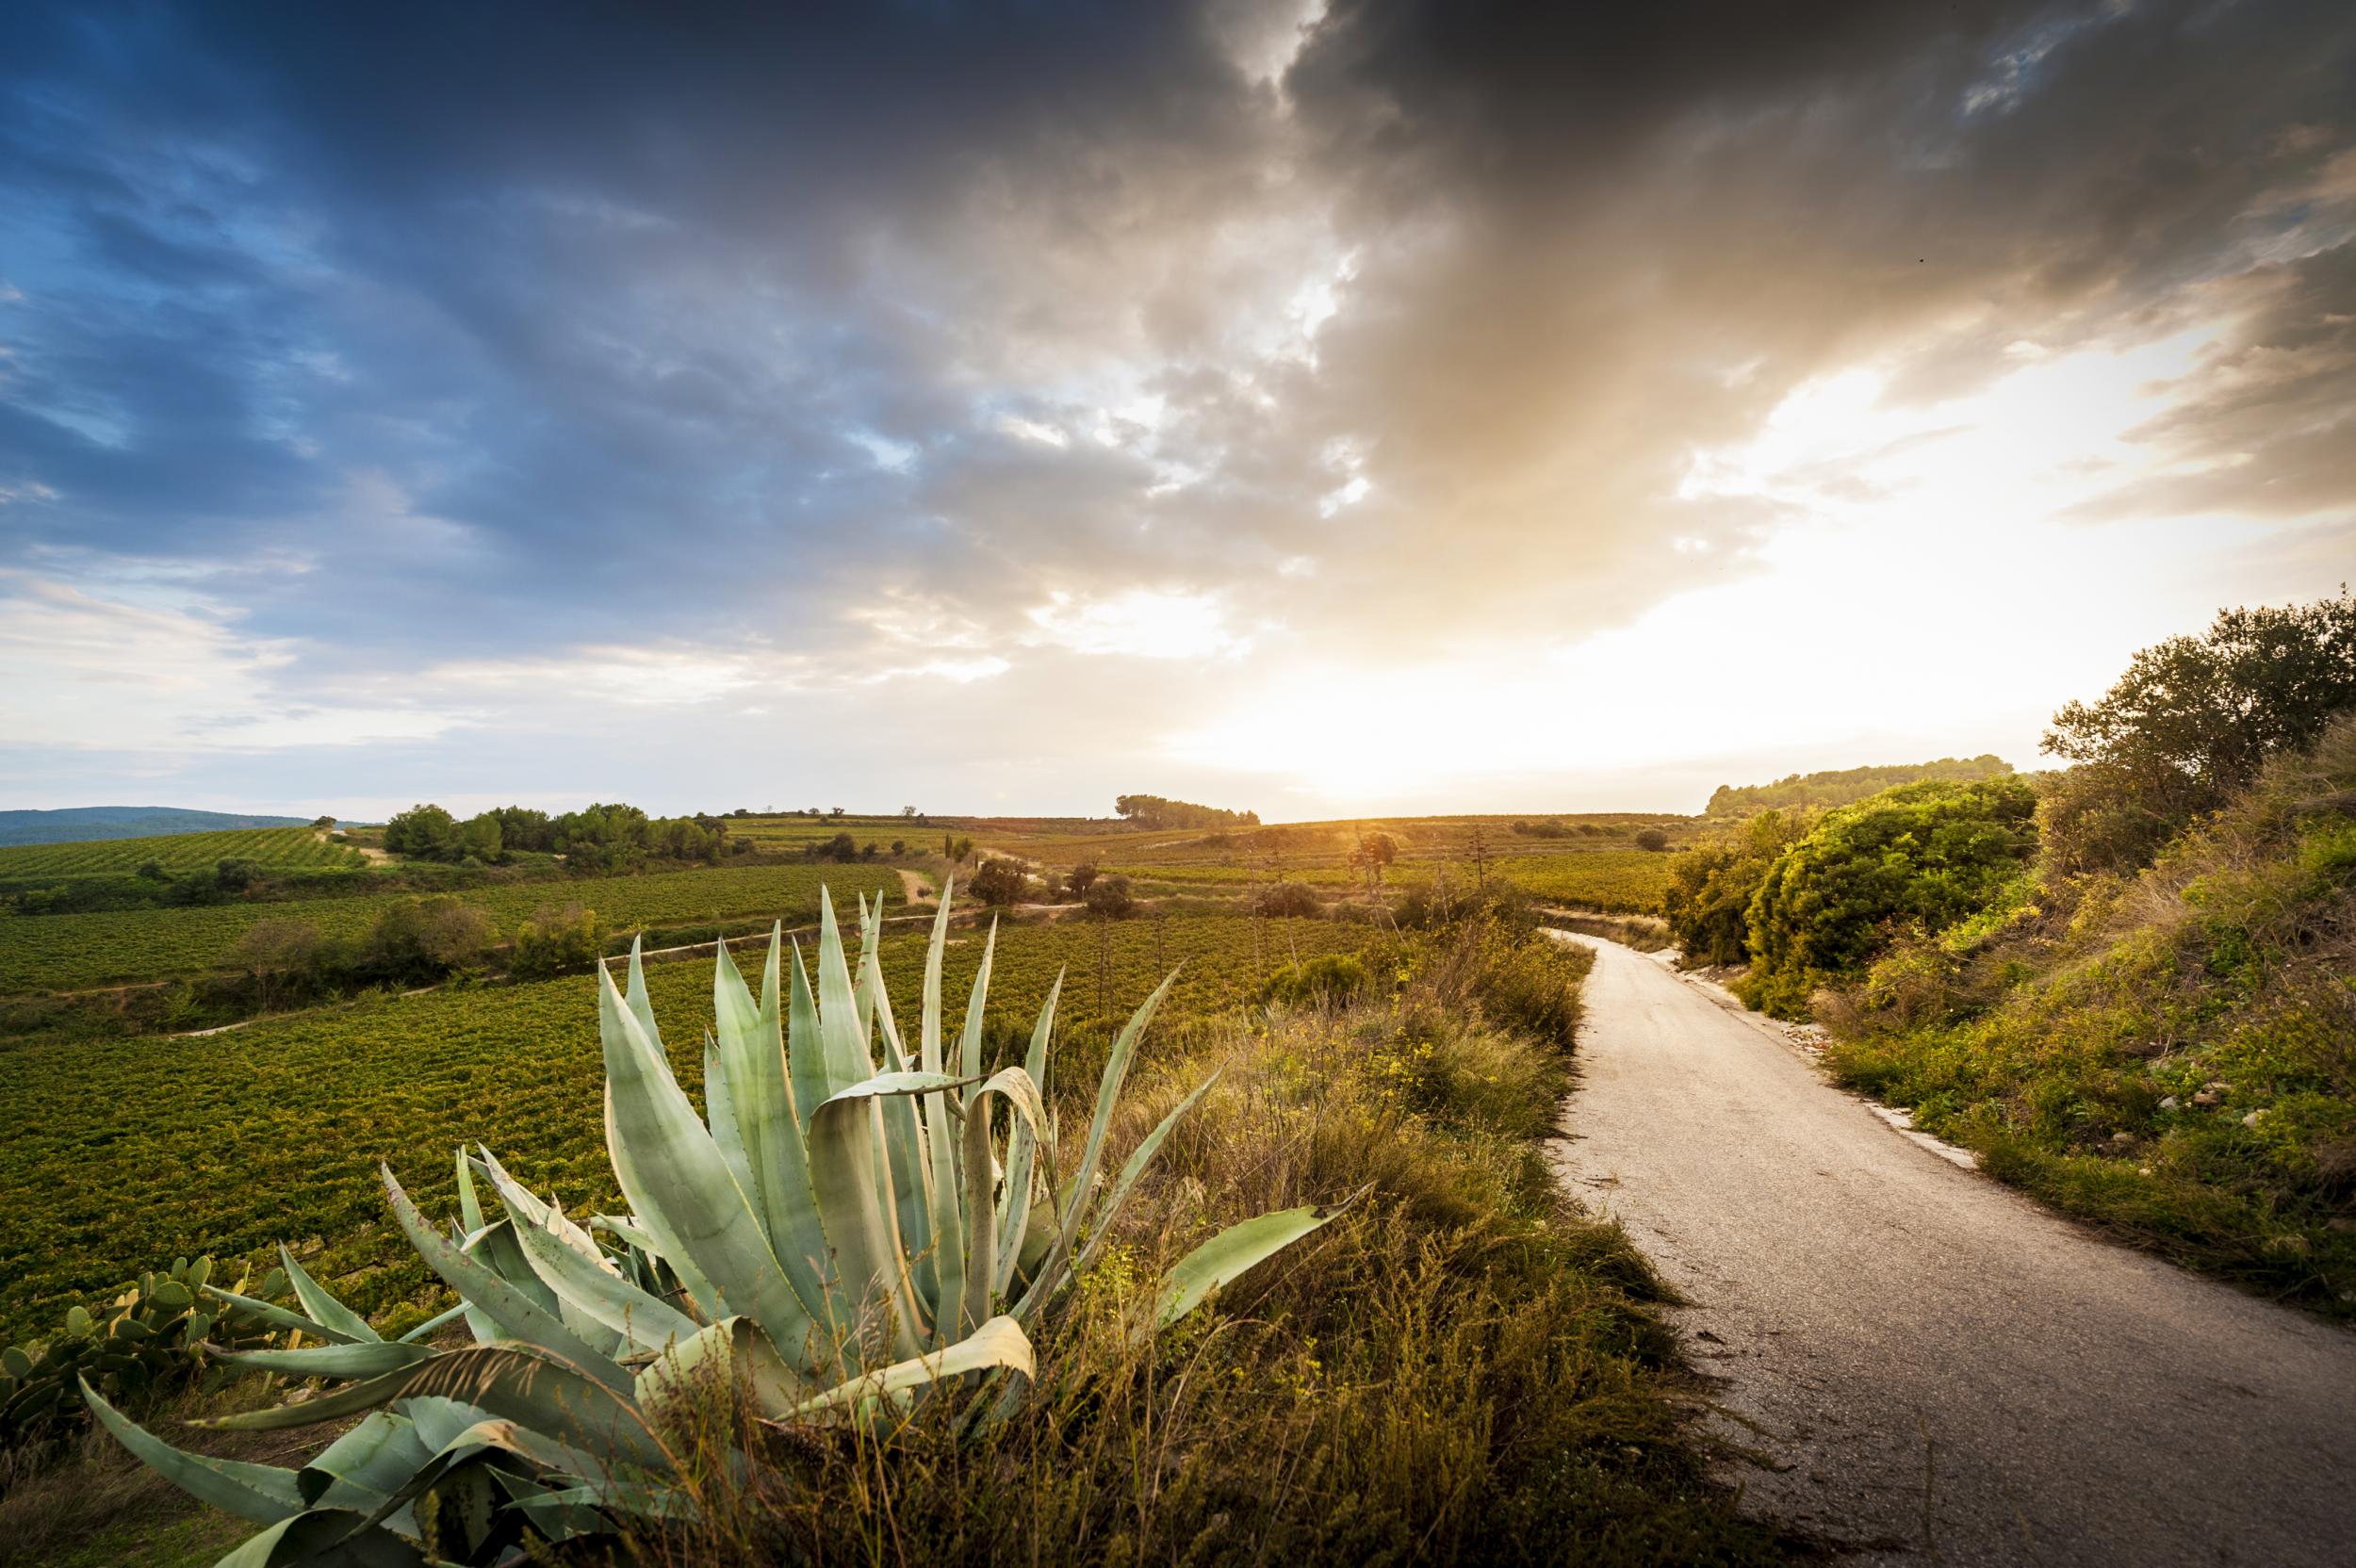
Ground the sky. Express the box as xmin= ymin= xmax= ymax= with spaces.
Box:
xmin=2 ymin=0 xmax=2352 ymax=823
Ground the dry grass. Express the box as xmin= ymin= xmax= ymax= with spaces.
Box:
xmin=626 ymin=921 xmax=1780 ymax=1566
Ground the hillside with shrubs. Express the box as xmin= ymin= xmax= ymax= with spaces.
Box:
xmin=1661 ymin=591 xmax=2356 ymax=1314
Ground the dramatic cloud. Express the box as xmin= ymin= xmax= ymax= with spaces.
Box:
xmin=3 ymin=0 xmax=2352 ymax=815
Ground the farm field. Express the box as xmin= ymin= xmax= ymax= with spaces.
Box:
xmin=0 ymin=861 xmax=903 ymax=993
xmin=0 ymin=826 xmax=363 ymax=881
xmin=0 ymin=911 xmax=1387 ymax=1340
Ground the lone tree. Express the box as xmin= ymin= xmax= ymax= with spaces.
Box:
xmin=2042 ymin=589 xmax=2356 ymax=873
xmin=970 ymin=858 xmax=1031 ymax=907
xmin=1350 ymin=830 xmax=1398 ymax=893
xmin=1634 ymin=827 xmax=1670 ymax=852
xmin=1083 ymin=874 xmax=1136 ymax=920
xmin=1064 ymin=863 xmax=1102 ymax=901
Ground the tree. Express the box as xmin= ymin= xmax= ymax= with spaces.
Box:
xmin=1064 ymin=863 xmax=1101 ymax=901
xmin=367 ymin=896 xmax=495 ymax=982
xmin=1083 ymin=874 xmax=1136 ymax=920
xmin=902 ymin=805 xmax=919 ymax=819
xmin=233 ymin=919 xmax=326 ymax=1011
xmin=2041 ymin=589 xmax=2356 ymax=872
xmin=830 ymin=806 xmax=846 ymax=818
xmin=311 ymin=815 xmax=337 ymax=830
xmin=1633 ymin=827 xmax=1670 ymax=852
xmin=511 ymin=905 xmax=605 ymax=979
xmin=382 ymin=803 xmax=462 ymax=860
xmin=1112 ymin=794 xmax=1260 ymax=830
xmin=1350 ymin=831 xmax=1398 ymax=893
xmin=970 ymin=858 xmax=1031 ymax=907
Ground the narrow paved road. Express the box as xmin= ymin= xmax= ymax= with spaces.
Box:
xmin=1548 ymin=933 xmax=2356 ymax=1567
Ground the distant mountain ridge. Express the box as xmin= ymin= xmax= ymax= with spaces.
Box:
xmin=0 ymin=807 xmax=310 ymax=848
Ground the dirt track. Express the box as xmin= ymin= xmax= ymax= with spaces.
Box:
xmin=1548 ymin=932 xmax=2356 ymax=1566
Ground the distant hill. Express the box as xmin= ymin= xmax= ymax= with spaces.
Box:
xmin=1705 ymin=756 xmax=2014 ymax=818
xmin=0 ymin=807 xmax=310 ymax=848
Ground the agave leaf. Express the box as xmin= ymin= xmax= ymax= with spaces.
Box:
xmin=807 ymin=1076 xmax=947 ymax=1363
xmin=211 ymin=1511 xmax=428 ymax=1567
xmin=621 ymin=936 xmax=663 ymax=1051
xmin=461 ymin=1217 xmax=560 ymax=1316
xmin=297 ymin=1411 xmax=434 ymax=1507
xmin=786 ymin=939 xmax=828 ymax=1142
xmin=198 ymin=1285 xmax=335 ymax=1343
xmin=278 ymin=1247 xmax=380 ymax=1346
xmin=701 ymin=1027 xmax=752 ymax=1200
xmin=633 ymin=1315 xmax=805 ymax=1422
xmin=215 ymin=1341 xmax=434 ymax=1380
xmin=866 ymin=961 xmax=936 ymax=1299
xmin=212 ymin=1344 xmax=678 ymax=1477
xmin=80 ymin=1377 xmax=303 ymax=1524
xmin=1074 ymin=1067 xmax=1225 ymax=1278
xmin=1152 ymin=1198 xmax=1353 ymax=1331
xmin=813 ymin=894 xmax=873 ymax=1094
xmin=916 ymin=891 xmax=966 ymax=1335
xmin=853 ymin=892 xmax=880 ymax=1049
xmin=453 ymin=1148 xmax=484 ymax=1236
xmin=475 ymin=1158 xmax=698 ymax=1355
xmin=789 ymin=1314 xmax=1034 ymax=1418
xmin=532 ymin=1478 xmax=699 ymax=1520
xmin=714 ymin=934 xmax=836 ymax=1324
xmin=597 ymin=963 xmax=820 ymax=1358
xmin=959 ymin=1067 xmax=1046 ymax=1334
xmin=994 ymin=972 xmax=1063 ymax=1298
xmin=381 ymin=1165 xmax=634 ymax=1396
xmin=490 ymin=1470 xmax=604 ymax=1543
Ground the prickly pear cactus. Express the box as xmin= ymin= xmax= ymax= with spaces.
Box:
xmin=0 ymin=1255 xmax=287 ymax=1460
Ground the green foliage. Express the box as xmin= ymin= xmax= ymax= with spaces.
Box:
xmin=0 ymin=828 xmax=355 ymax=883
xmin=1660 ymin=809 xmax=1811 ymax=966
xmin=0 ymin=863 xmax=900 ymax=993
xmin=1704 ymin=755 xmax=2013 ymax=818
xmin=1489 ymin=850 xmax=1672 ymax=913
xmin=86 ymin=894 xmax=1346 ymax=1561
xmin=1631 ymin=827 xmax=1669 ymax=852
xmin=1259 ymin=953 xmax=1372 ymax=1008
xmin=2 ymin=1258 xmax=287 ymax=1457
xmin=507 ymin=906 xmax=605 ymax=980
xmin=0 ymin=912 xmax=1383 ymax=1341
xmin=1820 ymin=715 xmax=2356 ymax=1315
xmin=2040 ymin=589 xmax=2356 ymax=875
xmin=1736 ymin=777 xmax=2039 ymax=1018
xmin=1111 ymin=794 xmax=1259 ymax=829
xmin=969 ymin=858 xmax=1031 ymax=906
xmin=1080 ymin=874 xmax=1135 ymax=919
xmin=1252 ymin=879 xmax=1323 ymax=919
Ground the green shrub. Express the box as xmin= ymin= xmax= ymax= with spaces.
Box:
xmin=508 ymin=903 xmax=605 ymax=978
xmin=1660 ymin=809 xmax=1809 ymax=966
xmin=1261 ymin=953 xmax=1372 ymax=1008
xmin=1737 ymin=777 xmax=2038 ymax=1018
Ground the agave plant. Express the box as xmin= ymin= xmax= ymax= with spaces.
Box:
xmin=88 ymin=886 xmax=1342 ymax=1565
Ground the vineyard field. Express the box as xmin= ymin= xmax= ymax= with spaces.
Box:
xmin=0 ymin=911 xmax=1389 ymax=1338
xmin=0 ymin=826 xmax=362 ymax=880
xmin=1494 ymin=850 xmax=1674 ymax=912
xmin=0 ymin=861 xmax=903 ymax=993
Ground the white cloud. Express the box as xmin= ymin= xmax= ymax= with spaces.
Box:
xmin=1024 ymin=587 xmax=1244 ymax=660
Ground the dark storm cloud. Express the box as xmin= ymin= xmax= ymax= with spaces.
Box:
xmin=1 ymin=0 xmax=2352 ymax=748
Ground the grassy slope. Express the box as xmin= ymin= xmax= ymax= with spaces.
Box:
xmin=1821 ymin=722 xmax=2356 ymax=1316
xmin=650 ymin=920 xmax=1782 ymax=1564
